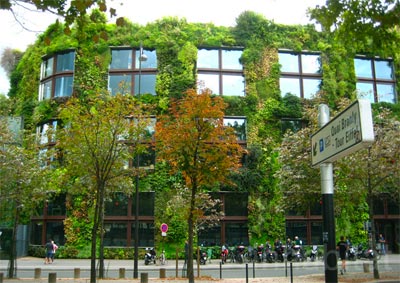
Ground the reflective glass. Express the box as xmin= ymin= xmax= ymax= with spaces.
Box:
xmin=301 ymin=54 xmax=321 ymax=74
xmin=104 ymin=223 xmax=127 ymax=246
xmin=42 ymin=57 xmax=53 ymax=78
xmin=39 ymin=120 xmax=58 ymax=144
xmin=280 ymin=77 xmax=300 ymax=97
xmin=198 ymin=73 xmax=219 ymax=94
xmin=224 ymin=193 xmax=248 ymax=216
xmin=197 ymin=49 xmax=219 ymax=69
xmin=224 ymin=118 xmax=246 ymax=141
xmin=109 ymin=74 xmax=132 ymax=95
xmin=56 ymin=51 xmax=75 ymax=72
xmin=198 ymin=225 xmax=221 ymax=246
xmin=303 ymin=79 xmax=321 ymax=99
xmin=375 ymin=60 xmax=393 ymax=80
xmin=377 ymin=83 xmax=396 ymax=103
xmin=356 ymin=82 xmax=374 ymax=103
xmin=279 ymin=52 xmax=299 ymax=73
xmin=134 ymin=74 xmax=156 ymax=95
xmin=222 ymin=75 xmax=244 ymax=96
xmin=46 ymin=221 xmax=65 ymax=245
xmin=131 ymin=192 xmax=155 ymax=216
xmin=225 ymin=223 xmax=249 ymax=246
xmin=105 ymin=193 xmax=128 ymax=216
xmin=54 ymin=76 xmax=73 ymax=97
xmin=354 ymin=58 xmax=373 ymax=78
xmin=41 ymin=80 xmax=52 ymax=100
xmin=222 ymin=50 xmax=242 ymax=70
xmin=110 ymin=49 xmax=132 ymax=69
xmin=131 ymin=222 xmax=155 ymax=247
xmin=135 ymin=50 xmax=157 ymax=69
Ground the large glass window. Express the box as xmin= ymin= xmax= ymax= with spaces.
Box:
xmin=279 ymin=51 xmax=322 ymax=99
xmin=355 ymin=57 xmax=396 ymax=103
xmin=224 ymin=117 xmax=246 ymax=141
xmin=197 ymin=48 xmax=244 ymax=96
xmin=109 ymin=48 xmax=157 ymax=96
xmin=37 ymin=120 xmax=58 ymax=145
xmin=131 ymin=192 xmax=155 ymax=216
xmin=225 ymin=223 xmax=249 ymax=246
xmin=39 ymin=50 xmax=75 ymax=100
xmin=104 ymin=222 xmax=127 ymax=246
xmin=131 ymin=222 xmax=155 ymax=247
xmin=224 ymin=193 xmax=248 ymax=216
xmin=105 ymin=193 xmax=129 ymax=216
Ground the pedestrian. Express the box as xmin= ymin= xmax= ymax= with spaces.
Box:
xmin=378 ymin=234 xmax=386 ymax=255
xmin=44 ymin=239 xmax=54 ymax=264
xmin=51 ymin=240 xmax=58 ymax=262
xmin=184 ymin=240 xmax=188 ymax=264
xmin=337 ymin=235 xmax=348 ymax=275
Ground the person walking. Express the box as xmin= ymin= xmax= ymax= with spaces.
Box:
xmin=378 ymin=234 xmax=386 ymax=255
xmin=50 ymin=240 xmax=58 ymax=263
xmin=44 ymin=239 xmax=54 ymax=264
xmin=337 ymin=235 xmax=348 ymax=275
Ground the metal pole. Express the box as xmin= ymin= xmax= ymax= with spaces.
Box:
xmin=319 ymin=104 xmax=338 ymax=283
xmin=134 ymin=43 xmax=146 ymax=279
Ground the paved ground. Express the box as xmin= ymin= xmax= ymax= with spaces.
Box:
xmin=0 ymin=254 xmax=399 ymax=283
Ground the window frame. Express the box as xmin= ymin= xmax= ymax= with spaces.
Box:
xmin=39 ymin=50 xmax=75 ymax=101
xmin=354 ymin=56 xmax=397 ymax=103
xmin=197 ymin=47 xmax=245 ymax=97
xmin=108 ymin=47 xmax=157 ymax=96
xmin=279 ymin=50 xmax=322 ymax=99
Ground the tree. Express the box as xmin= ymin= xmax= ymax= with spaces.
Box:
xmin=0 ymin=117 xmax=46 ymax=278
xmin=337 ymin=107 xmax=400 ymax=279
xmin=0 ymin=0 xmax=118 ymax=28
xmin=0 ymin=48 xmax=23 ymax=79
xmin=155 ymin=89 xmax=245 ymax=283
xmin=309 ymin=0 xmax=400 ymax=55
xmin=57 ymin=94 xmax=150 ymax=283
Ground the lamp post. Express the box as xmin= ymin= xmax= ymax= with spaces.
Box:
xmin=134 ymin=43 xmax=147 ymax=279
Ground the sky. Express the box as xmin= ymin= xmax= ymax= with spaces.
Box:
xmin=0 ymin=0 xmax=325 ymax=95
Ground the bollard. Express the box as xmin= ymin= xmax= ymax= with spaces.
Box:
xmin=140 ymin=272 xmax=148 ymax=283
xmin=245 ymin=263 xmax=248 ymax=283
xmin=160 ymin=268 xmax=166 ymax=278
xmin=363 ymin=263 xmax=370 ymax=273
xmin=219 ymin=261 xmax=222 ymax=279
xmin=74 ymin=268 xmax=80 ymax=279
xmin=0 ymin=272 xmax=3 ymax=283
xmin=34 ymin=268 xmax=41 ymax=279
xmin=48 ymin=272 xmax=57 ymax=283
xmin=119 ymin=268 xmax=126 ymax=278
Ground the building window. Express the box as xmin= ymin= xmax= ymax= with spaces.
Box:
xmin=281 ymin=118 xmax=307 ymax=134
xmin=354 ymin=57 xmax=397 ymax=103
xmin=37 ymin=120 xmax=59 ymax=145
xmin=109 ymin=48 xmax=157 ymax=96
xmin=39 ymin=51 xmax=75 ymax=100
xmin=279 ymin=51 xmax=322 ymax=99
xmin=223 ymin=117 xmax=246 ymax=141
xmin=197 ymin=48 xmax=245 ymax=96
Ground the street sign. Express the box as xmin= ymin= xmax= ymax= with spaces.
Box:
xmin=311 ymin=100 xmax=374 ymax=167
xmin=160 ymin=223 xmax=168 ymax=233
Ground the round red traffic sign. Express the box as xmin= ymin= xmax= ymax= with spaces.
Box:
xmin=160 ymin=223 xmax=168 ymax=233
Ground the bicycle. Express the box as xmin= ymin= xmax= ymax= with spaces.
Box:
xmin=159 ymin=250 xmax=166 ymax=265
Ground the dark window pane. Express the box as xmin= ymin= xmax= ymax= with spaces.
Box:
xmin=388 ymin=198 xmax=400 ymax=215
xmin=286 ymin=221 xmax=307 ymax=245
xmin=105 ymin=193 xmax=128 ymax=216
xmin=131 ymin=222 xmax=155 ymax=247
xmin=46 ymin=221 xmax=65 ymax=245
xmin=310 ymin=222 xmax=323 ymax=245
xmin=104 ymin=222 xmax=127 ymax=246
xmin=373 ymin=198 xmax=384 ymax=215
xmin=225 ymin=223 xmax=249 ymax=246
xmin=30 ymin=222 xmax=43 ymax=245
xmin=47 ymin=194 xmax=66 ymax=216
xmin=198 ymin=225 xmax=221 ymax=246
xmin=281 ymin=119 xmax=304 ymax=134
xmin=224 ymin=193 xmax=248 ymax=216
xmin=132 ymin=192 xmax=155 ymax=216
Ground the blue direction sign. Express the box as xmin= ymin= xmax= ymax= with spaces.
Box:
xmin=311 ymin=99 xmax=374 ymax=167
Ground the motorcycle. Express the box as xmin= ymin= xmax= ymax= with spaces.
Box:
xmin=265 ymin=242 xmax=275 ymax=263
xmin=309 ymin=245 xmax=318 ymax=262
xmin=236 ymin=245 xmax=245 ymax=263
xmin=221 ymin=245 xmax=228 ymax=264
xmin=291 ymin=244 xmax=306 ymax=262
xmin=256 ymin=245 xmax=264 ymax=262
xmin=356 ymin=244 xmax=374 ymax=260
xmin=199 ymin=250 xmax=207 ymax=265
xmin=347 ymin=245 xmax=357 ymax=261
xmin=274 ymin=243 xmax=285 ymax=262
xmin=144 ymin=248 xmax=156 ymax=265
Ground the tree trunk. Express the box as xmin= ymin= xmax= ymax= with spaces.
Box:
xmin=98 ymin=183 xmax=105 ymax=278
xmin=8 ymin=205 xmax=18 ymax=278
xmin=187 ymin=181 xmax=197 ymax=283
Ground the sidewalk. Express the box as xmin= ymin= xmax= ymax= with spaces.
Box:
xmin=0 ymin=254 xmax=399 ymax=283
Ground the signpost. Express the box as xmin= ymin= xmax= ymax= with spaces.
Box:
xmin=160 ymin=223 xmax=168 ymax=237
xmin=311 ymin=99 xmax=374 ymax=167
xmin=311 ymin=100 xmax=374 ymax=283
